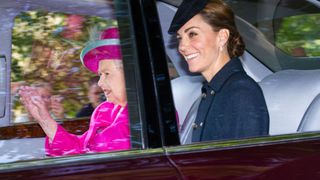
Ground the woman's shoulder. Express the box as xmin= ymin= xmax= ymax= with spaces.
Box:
xmin=94 ymin=101 xmax=116 ymax=112
xmin=227 ymin=71 xmax=260 ymax=88
xmin=94 ymin=101 xmax=128 ymax=113
xmin=222 ymin=71 xmax=265 ymax=99
xmin=91 ymin=102 xmax=119 ymax=122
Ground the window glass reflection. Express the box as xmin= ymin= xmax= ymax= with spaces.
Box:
xmin=0 ymin=0 xmax=144 ymax=164
xmin=274 ymin=14 xmax=320 ymax=57
xmin=11 ymin=11 xmax=114 ymax=122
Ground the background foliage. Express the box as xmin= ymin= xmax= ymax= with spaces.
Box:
xmin=275 ymin=14 xmax=320 ymax=57
xmin=11 ymin=11 xmax=116 ymax=120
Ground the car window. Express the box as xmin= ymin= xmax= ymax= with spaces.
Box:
xmin=274 ymin=14 xmax=320 ymax=57
xmin=158 ymin=0 xmax=320 ymax=146
xmin=226 ymin=0 xmax=320 ymax=71
xmin=259 ymin=1 xmax=320 ymax=58
xmin=0 ymin=0 xmax=143 ymax=163
xmin=11 ymin=11 xmax=111 ymax=123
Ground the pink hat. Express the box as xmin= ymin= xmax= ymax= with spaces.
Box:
xmin=80 ymin=27 xmax=122 ymax=73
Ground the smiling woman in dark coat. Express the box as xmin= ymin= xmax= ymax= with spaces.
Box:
xmin=168 ymin=0 xmax=269 ymax=142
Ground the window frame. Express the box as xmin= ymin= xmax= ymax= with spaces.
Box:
xmin=125 ymin=0 xmax=180 ymax=148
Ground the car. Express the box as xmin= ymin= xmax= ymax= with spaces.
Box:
xmin=0 ymin=0 xmax=320 ymax=179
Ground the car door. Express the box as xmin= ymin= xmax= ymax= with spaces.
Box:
xmin=0 ymin=0 xmax=181 ymax=178
xmin=157 ymin=0 xmax=320 ymax=179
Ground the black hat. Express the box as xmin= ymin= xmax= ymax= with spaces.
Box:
xmin=168 ymin=0 xmax=208 ymax=34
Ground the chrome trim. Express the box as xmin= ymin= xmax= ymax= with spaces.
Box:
xmin=0 ymin=55 xmax=7 ymax=118
xmin=0 ymin=148 xmax=165 ymax=172
xmin=164 ymin=132 xmax=320 ymax=154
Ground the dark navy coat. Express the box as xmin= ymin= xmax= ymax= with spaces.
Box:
xmin=76 ymin=103 xmax=95 ymax=118
xmin=192 ymin=58 xmax=269 ymax=142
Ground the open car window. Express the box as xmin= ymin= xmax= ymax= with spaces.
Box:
xmin=158 ymin=0 xmax=320 ymax=146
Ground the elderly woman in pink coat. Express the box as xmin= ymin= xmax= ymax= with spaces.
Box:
xmin=19 ymin=27 xmax=131 ymax=156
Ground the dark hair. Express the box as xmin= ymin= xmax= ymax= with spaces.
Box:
xmin=200 ymin=0 xmax=245 ymax=58
xmin=88 ymin=76 xmax=99 ymax=87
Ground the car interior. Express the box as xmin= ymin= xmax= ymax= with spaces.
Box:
xmin=0 ymin=0 xmax=320 ymax=163
xmin=156 ymin=0 xmax=320 ymax=143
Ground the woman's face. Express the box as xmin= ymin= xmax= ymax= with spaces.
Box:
xmin=88 ymin=84 xmax=103 ymax=106
xmin=97 ymin=60 xmax=127 ymax=106
xmin=177 ymin=14 xmax=220 ymax=76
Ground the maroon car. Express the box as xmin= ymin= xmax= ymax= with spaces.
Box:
xmin=1 ymin=0 xmax=320 ymax=179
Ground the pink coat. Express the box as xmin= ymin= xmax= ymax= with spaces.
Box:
xmin=45 ymin=102 xmax=131 ymax=156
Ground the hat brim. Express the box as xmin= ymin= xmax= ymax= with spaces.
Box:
xmin=168 ymin=0 xmax=208 ymax=34
xmin=80 ymin=39 xmax=121 ymax=73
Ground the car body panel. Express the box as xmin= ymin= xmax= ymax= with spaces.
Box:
xmin=0 ymin=149 xmax=179 ymax=179
xmin=2 ymin=133 xmax=320 ymax=179
xmin=167 ymin=133 xmax=320 ymax=179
